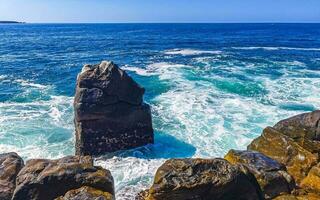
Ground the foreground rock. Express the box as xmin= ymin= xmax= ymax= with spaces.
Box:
xmin=248 ymin=127 xmax=318 ymax=184
xmin=56 ymin=186 xmax=114 ymax=200
xmin=273 ymin=110 xmax=320 ymax=154
xmin=225 ymin=150 xmax=294 ymax=199
xmin=0 ymin=152 xmax=24 ymax=200
xmin=74 ymin=61 xmax=154 ymax=156
xmin=12 ymin=156 xmax=114 ymax=200
xmin=300 ymin=163 xmax=320 ymax=193
xmin=143 ymin=158 xmax=263 ymax=200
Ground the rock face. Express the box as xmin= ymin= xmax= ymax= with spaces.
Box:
xmin=144 ymin=158 xmax=263 ymax=200
xmin=74 ymin=61 xmax=154 ymax=155
xmin=248 ymin=127 xmax=318 ymax=183
xmin=273 ymin=110 xmax=320 ymax=154
xmin=0 ymin=152 xmax=24 ymax=200
xmin=225 ymin=150 xmax=294 ymax=199
xmin=300 ymin=163 xmax=320 ymax=193
xmin=12 ymin=156 xmax=114 ymax=200
xmin=55 ymin=186 xmax=114 ymax=200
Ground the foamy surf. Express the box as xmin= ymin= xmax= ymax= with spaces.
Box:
xmin=164 ymin=49 xmax=222 ymax=56
xmin=231 ymin=46 xmax=320 ymax=51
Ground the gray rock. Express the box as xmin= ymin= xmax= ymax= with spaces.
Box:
xmin=0 ymin=152 xmax=24 ymax=200
xmin=74 ymin=61 xmax=154 ymax=155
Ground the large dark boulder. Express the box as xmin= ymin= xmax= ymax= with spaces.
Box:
xmin=0 ymin=152 xmax=24 ymax=200
xmin=74 ymin=61 xmax=154 ymax=155
xmin=12 ymin=156 xmax=114 ymax=200
xmin=225 ymin=150 xmax=295 ymax=199
xmin=143 ymin=158 xmax=263 ymax=200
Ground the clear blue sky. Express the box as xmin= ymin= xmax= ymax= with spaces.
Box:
xmin=0 ymin=0 xmax=319 ymax=23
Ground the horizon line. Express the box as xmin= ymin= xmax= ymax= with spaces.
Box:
xmin=3 ymin=21 xmax=320 ymax=24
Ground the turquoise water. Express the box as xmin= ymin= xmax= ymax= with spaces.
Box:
xmin=0 ymin=23 xmax=320 ymax=199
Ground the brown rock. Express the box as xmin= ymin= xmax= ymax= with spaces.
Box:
xmin=55 ymin=186 xmax=114 ymax=200
xmin=12 ymin=156 xmax=114 ymax=200
xmin=74 ymin=61 xmax=154 ymax=156
xmin=225 ymin=150 xmax=295 ymax=199
xmin=145 ymin=158 xmax=263 ymax=200
xmin=273 ymin=193 xmax=320 ymax=200
xmin=248 ymin=127 xmax=318 ymax=183
xmin=273 ymin=110 xmax=320 ymax=153
xmin=300 ymin=163 xmax=320 ymax=193
xmin=0 ymin=152 xmax=24 ymax=200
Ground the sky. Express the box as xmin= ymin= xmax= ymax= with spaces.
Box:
xmin=0 ymin=0 xmax=319 ymax=23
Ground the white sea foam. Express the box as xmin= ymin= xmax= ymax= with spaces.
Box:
xmin=164 ymin=49 xmax=222 ymax=56
xmin=15 ymin=79 xmax=48 ymax=89
xmin=121 ymin=65 xmax=154 ymax=76
xmin=0 ymin=75 xmax=7 ymax=81
xmin=232 ymin=46 xmax=320 ymax=51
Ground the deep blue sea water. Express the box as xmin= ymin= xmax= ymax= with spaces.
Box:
xmin=0 ymin=23 xmax=320 ymax=199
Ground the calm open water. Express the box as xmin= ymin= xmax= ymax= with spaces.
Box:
xmin=0 ymin=23 xmax=320 ymax=199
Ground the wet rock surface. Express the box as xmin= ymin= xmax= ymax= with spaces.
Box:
xmin=225 ymin=150 xmax=294 ymax=199
xmin=0 ymin=152 xmax=24 ymax=200
xmin=12 ymin=155 xmax=114 ymax=200
xmin=143 ymin=158 xmax=263 ymax=200
xmin=74 ymin=61 xmax=154 ymax=156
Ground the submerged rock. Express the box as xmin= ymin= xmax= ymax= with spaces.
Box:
xmin=225 ymin=150 xmax=294 ymax=199
xmin=248 ymin=127 xmax=318 ymax=184
xmin=0 ymin=152 xmax=24 ymax=200
xmin=143 ymin=158 xmax=263 ymax=200
xmin=74 ymin=61 xmax=154 ymax=155
xmin=55 ymin=186 xmax=114 ymax=200
xmin=12 ymin=155 xmax=114 ymax=200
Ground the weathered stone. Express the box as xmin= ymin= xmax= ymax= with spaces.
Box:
xmin=145 ymin=158 xmax=263 ymax=200
xmin=0 ymin=152 xmax=24 ymax=200
xmin=300 ymin=163 xmax=320 ymax=193
xmin=225 ymin=150 xmax=295 ymax=199
xmin=55 ymin=186 xmax=114 ymax=200
xmin=248 ymin=127 xmax=318 ymax=183
xmin=274 ymin=193 xmax=320 ymax=200
xmin=273 ymin=110 xmax=320 ymax=153
xmin=12 ymin=156 xmax=114 ymax=200
xmin=74 ymin=61 xmax=154 ymax=155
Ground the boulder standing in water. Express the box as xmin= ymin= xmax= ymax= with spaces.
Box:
xmin=74 ymin=61 xmax=154 ymax=155
xmin=0 ymin=152 xmax=24 ymax=200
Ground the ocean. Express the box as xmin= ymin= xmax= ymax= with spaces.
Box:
xmin=0 ymin=23 xmax=319 ymax=199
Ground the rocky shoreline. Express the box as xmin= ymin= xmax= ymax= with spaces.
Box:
xmin=0 ymin=61 xmax=319 ymax=200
